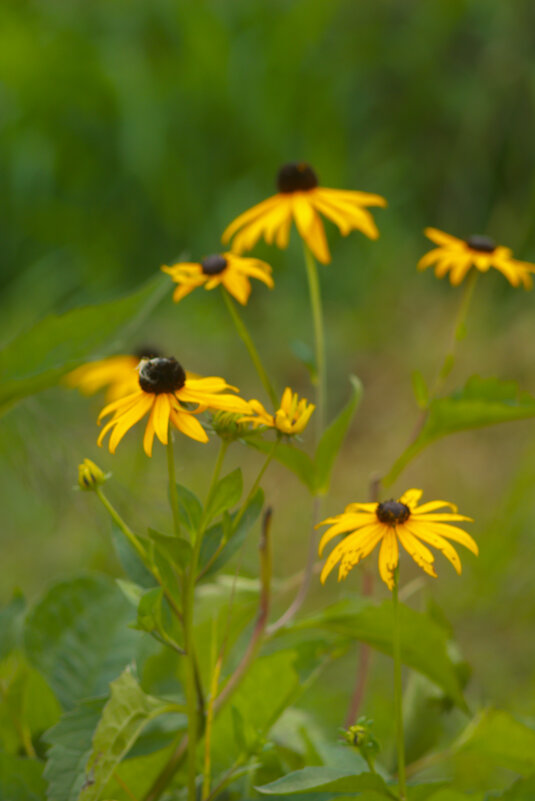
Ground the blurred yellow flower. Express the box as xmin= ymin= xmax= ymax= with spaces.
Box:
xmin=318 ymin=489 xmax=478 ymax=590
xmin=222 ymin=162 xmax=387 ymax=264
xmin=239 ymin=387 xmax=314 ymax=436
xmin=162 ymin=252 xmax=273 ymax=306
xmin=419 ymin=228 xmax=535 ymax=289
xmin=66 ymin=347 xmax=162 ymax=402
xmin=97 ymin=357 xmax=251 ymax=457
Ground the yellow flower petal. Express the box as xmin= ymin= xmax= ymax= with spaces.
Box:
xmin=378 ymin=530 xmax=399 ymax=590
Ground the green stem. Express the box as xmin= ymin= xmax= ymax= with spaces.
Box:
xmin=222 ymin=289 xmax=278 ymax=407
xmin=392 ymin=569 xmax=407 ymax=800
xmin=429 ymin=269 xmax=479 ymax=400
xmin=95 ymin=488 xmax=147 ymax=562
xmin=234 ymin=438 xmax=279 ymax=529
xmin=382 ymin=270 xmax=479 ymax=488
xmin=167 ymin=431 xmax=182 ymax=539
xmin=303 ymin=243 xmax=326 ymax=439
xmin=182 ymin=441 xmax=227 ymax=801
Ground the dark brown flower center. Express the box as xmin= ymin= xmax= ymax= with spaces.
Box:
xmin=465 ymin=235 xmax=496 ymax=253
xmin=139 ymin=357 xmax=186 ymax=394
xmin=277 ymin=162 xmax=319 ymax=194
xmin=133 ymin=345 xmax=162 ymax=360
xmin=201 ymin=254 xmax=227 ymax=275
xmin=376 ymin=500 xmax=410 ymax=526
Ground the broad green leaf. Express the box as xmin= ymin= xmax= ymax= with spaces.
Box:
xmin=494 ymin=776 xmax=535 ymax=799
xmin=205 ymin=467 xmax=243 ymax=521
xmin=210 ymin=651 xmax=300 ymax=772
xmin=0 ymin=652 xmax=61 ymax=755
xmin=256 ymin=766 xmax=392 ymax=796
xmin=456 ymin=709 xmax=535 ymax=776
xmin=147 ymin=528 xmax=192 ymax=571
xmin=0 ymin=275 xmax=167 ymax=415
xmin=112 ymin=527 xmax=155 ymax=589
xmin=43 ymin=698 xmax=106 ymax=801
xmin=411 ymin=370 xmax=429 ymax=409
xmin=422 ymin=791 xmax=483 ymax=801
xmin=0 ymin=753 xmax=46 ymax=801
xmin=313 ymin=375 xmax=362 ymax=494
xmin=198 ymin=488 xmax=264 ymax=578
xmin=387 ymin=377 xmax=535 ymax=482
xmin=298 ymin=600 xmax=466 ymax=710
xmin=24 ymin=575 xmax=144 ymax=709
xmin=249 ymin=437 xmax=316 ymax=491
xmin=0 ymin=592 xmax=26 ymax=660
xmin=104 ymin=745 xmax=175 ymax=801
xmin=79 ymin=668 xmax=170 ymax=801
xmin=174 ymin=483 xmax=203 ymax=533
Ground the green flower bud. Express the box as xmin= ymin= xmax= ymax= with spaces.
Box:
xmin=78 ymin=458 xmax=107 ymax=491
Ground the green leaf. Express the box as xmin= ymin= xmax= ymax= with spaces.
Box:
xmin=0 ymin=753 xmax=46 ymax=801
xmin=421 ymin=791 xmax=483 ymax=801
xmin=112 ymin=527 xmax=156 ymax=589
xmin=313 ymin=375 xmax=362 ymax=494
xmin=456 ymin=709 xmax=535 ymax=776
xmin=199 ymin=488 xmax=264 ymax=578
xmin=135 ymin=588 xmax=164 ymax=634
xmin=174 ymin=483 xmax=203 ymax=533
xmin=43 ymin=698 xmax=106 ymax=801
xmin=79 ymin=667 xmax=170 ymax=801
xmin=205 ymin=468 xmax=243 ymax=521
xmin=393 ymin=376 xmax=535 ymax=474
xmin=0 ymin=275 xmax=167 ymax=415
xmin=256 ymin=766 xmax=392 ymax=796
xmin=210 ymin=651 xmax=300 ymax=772
xmin=411 ymin=370 xmax=429 ymax=409
xmin=298 ymin=599 xmax=466 ymax=710
xmin=147 ymin=528 xmax=192 ymax=571
xmin=24 ymin=575 xmax=144 ymax=709
xmin=105 ymin=745 xmax=175 ymax=801
xmin=249 ymin=437 xmax=316 ymax=491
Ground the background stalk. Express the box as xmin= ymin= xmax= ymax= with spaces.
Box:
xmin=303 ymin=244 xmax=326 ymax=438
xmin=167 ymin=430 xmax=182 ymax=538
xmin=392 ymin=569 xmax=407 ymax=800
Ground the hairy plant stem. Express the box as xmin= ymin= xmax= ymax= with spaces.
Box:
xmin=392 ymin=569 xmax=407 ymax=800
xmin=222 ymin=288 xmax=278 ymax=407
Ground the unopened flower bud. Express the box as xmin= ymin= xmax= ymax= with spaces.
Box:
xmin=78 ymin=458 xmax=107 ymax=491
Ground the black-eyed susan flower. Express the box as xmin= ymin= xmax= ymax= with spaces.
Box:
xmin=97 ymin=356 xmax=251 ymax=457
xmin=319 ymin=488 xmax=478 ymax=590
xmin=162 ymin=252 xmax=273 ymax=306
xmin=222 ymin=162 xmax=387 ymax=265
xmin=239 ymin=387 xmax=315 ymax=436
xmin=66 ymin=346 xmax=163 ymax=402
xmin=419 ymin=228 xmax=535 ymax=289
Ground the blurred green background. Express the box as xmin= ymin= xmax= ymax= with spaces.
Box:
xmin=2 ymin=0 xmax=535 ymax=783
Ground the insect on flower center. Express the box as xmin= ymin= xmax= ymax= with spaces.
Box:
xmin=139 ymin=357 xmax=186 ymax=394
xmin=465 ymin=235 xmax=496 ymax=253
xmin=133 ymin=345 xmax=162 ymax=360
xmin=376 ymin=500 xmax=411 ymax=526
xmin=277 ymin=162 xmax=319 ymax=194
xmin=201 ymin=255 xmax=228 ymax=275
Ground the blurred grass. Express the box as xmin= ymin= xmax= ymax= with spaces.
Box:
xmin=2 ymin=0 xmax=535 ymax=765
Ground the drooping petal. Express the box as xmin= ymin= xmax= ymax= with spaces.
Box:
xmin=406 ymin=524 xmax=462 ymax=574
xmin=338 ymin=524 xmax=385 ymax=580
xmin=412 ymin=499 xmax=458 ymax=514
xmin=169 ymin=407 xmax=209 ymax=442
xmin=424 ymin=228 xmax=464 ymax=248
xmin=222 ymin=194 xmax=282 ymax=243
xmin=378 ymin=530 xmax=399 ymax=590
xmin=318 ymin=514 xmax=377 ymax=555
xmin=397 ymin=528 xmax=437 ymax=579
xmin=152 ymin=394 xmax=171 ymax=445
xmin=320 ymin=523 xmax=383 ymax=583
xmin=411 ymin=520 xmax=478 ymax=555
xmin=223 ymin=271 xmax=251 ymax=305
xmin=105 ymin=394 xmax=154 ymax=454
